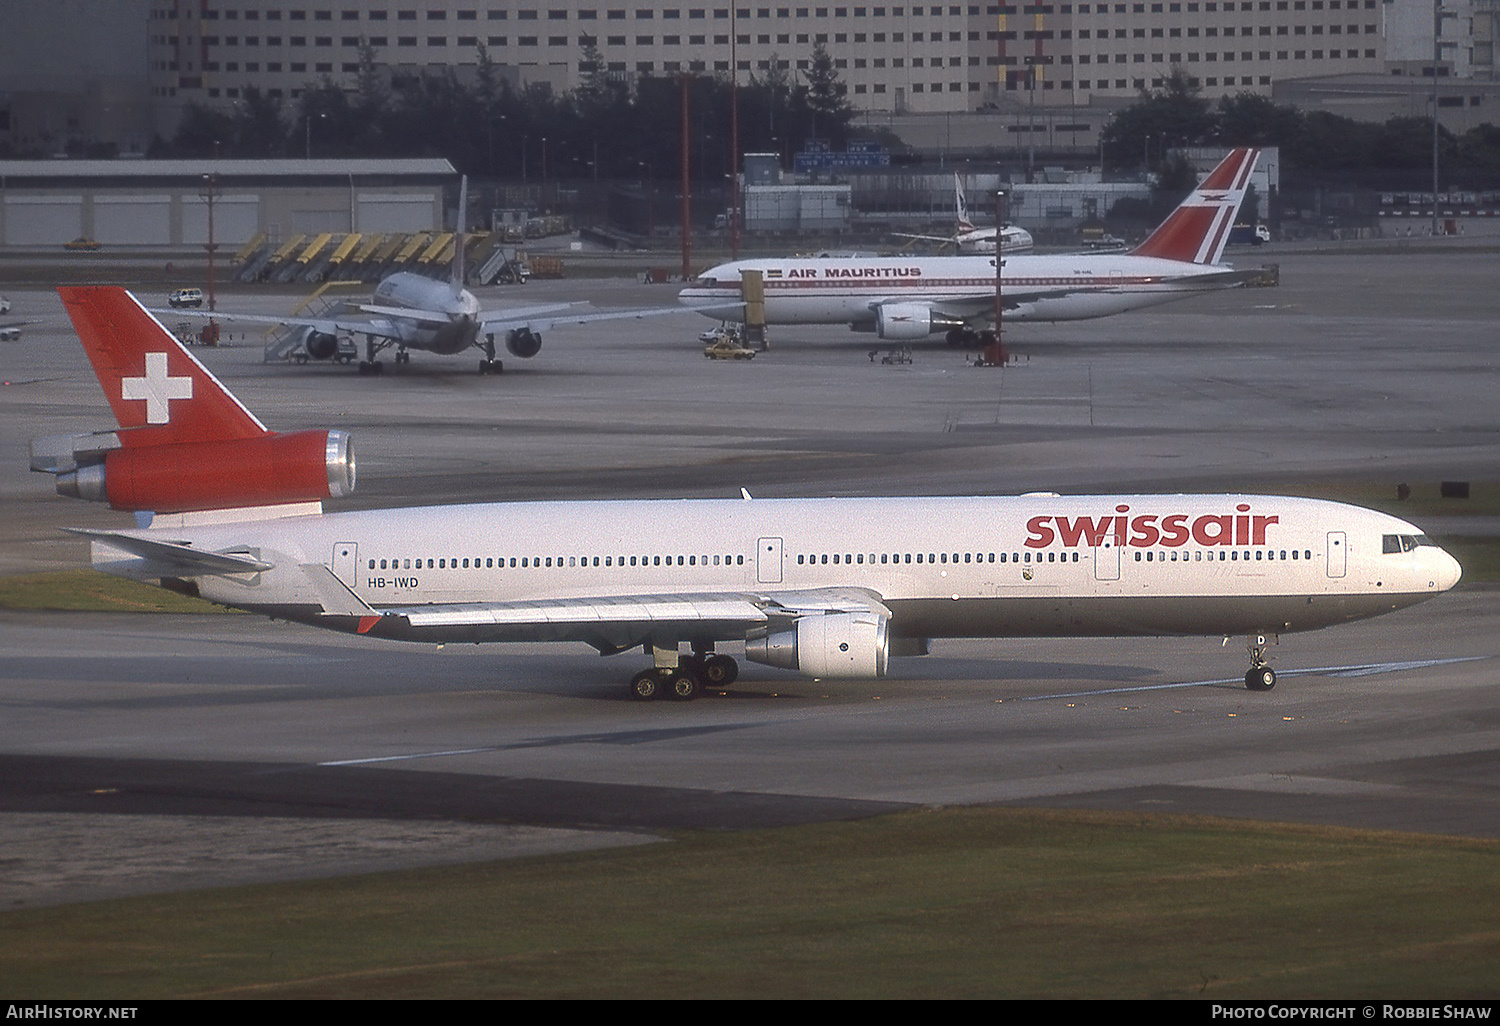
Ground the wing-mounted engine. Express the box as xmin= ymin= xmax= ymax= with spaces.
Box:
xmin=873 ymin=303 xmax=967 ymax=341
xmin=506 ymin=327 xmax=542 ymax=358
xmin=744 ymin=610 xmax=890 ymax=678
xmin=33 ymin=429 xmax=355 ymax=513
xmin=298 ymin=326 xmax=341 ymax=361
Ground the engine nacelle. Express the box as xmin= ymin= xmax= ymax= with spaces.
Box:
xmin=744 ymin=611 xmax=890 ymax=679
xmin=506 ymin=328 xmax=542 ymax=358
xmin=874 ymin=303 xmax=965 ymax=341
xmin=56 ymin=430 xmax=356 ymax=513
xmin=300 ymin=327 xmax=340 ymax=361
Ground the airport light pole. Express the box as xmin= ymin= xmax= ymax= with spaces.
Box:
xmin=680 ymin=73 xmax=693 ymax=280
xmin=993 ymin=188 xmax=1007 ymax=357
xmin=199 ymin=172 xmax=220 ymax=345
xmin=304 ymin=112 xmax=326 ymax=160
xmin=1432 ymin=0 xmax=1442 ymax=237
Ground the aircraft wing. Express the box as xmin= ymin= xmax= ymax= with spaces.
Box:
xmin=354 ymin=301 xmax=580 ymax=326
xmin=148 ymin=307 xmax=406 ymax=342
xmin=893 ymin=232 xmax=956 ymax=244
xmin=374 ymin=586 xmax=890 ymax=649
xmin=479 ymin=303 xmax=734 ymax=336
xmin=870 ymin=265 xmax=1259 ymax=323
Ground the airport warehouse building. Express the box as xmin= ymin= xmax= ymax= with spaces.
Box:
xmin=0 ymin=158 xmax=453 ymax=247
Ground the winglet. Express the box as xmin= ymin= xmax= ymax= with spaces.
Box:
xmin=1130 ymin=148 xmax=1259 ymax=265
xmin=57 ymin=286 xmax=268 ymax=447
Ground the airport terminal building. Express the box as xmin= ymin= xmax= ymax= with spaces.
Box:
xmin=140 ymin=0 xmax=1492 ymax=121
xmin=5 ymin=2 xmax=1497 ymax=161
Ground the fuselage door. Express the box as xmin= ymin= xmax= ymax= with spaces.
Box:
xmin=757 ymin=537 xmax=783 ymax=584
xmin=333 ymin=542 xmax=358 ymax=587
xmin=1094 ymin=537 xmax=1121 ymax=581
xmin=1326 ymin=531 xmax=1347 ymax=578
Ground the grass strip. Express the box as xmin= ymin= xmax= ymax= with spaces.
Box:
xmin=2 ymin=807 xmax=1498 ymax=999
xmin=0 ymin=569 xmax=226 ymax=613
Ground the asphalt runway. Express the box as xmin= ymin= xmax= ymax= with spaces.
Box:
xmin=1 ymin=244 xmax=1498 ymax=907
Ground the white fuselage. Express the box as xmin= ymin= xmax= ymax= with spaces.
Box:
xmin=371 ymin=271 xmax=482 ymax=355
xmin=952 ymin=225 xmax=1034 ymax=254
xmin=96 ymin=494 xmax=1459 ymax=651
xmin=678 ymin=252 xmax=1241 ymax=328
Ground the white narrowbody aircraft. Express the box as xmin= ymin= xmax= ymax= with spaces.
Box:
xmin=37 ymin=286 xmax=1460 ymax=700
xmin=680 ymin=148 xmax=1263 ymax=346
xmin=163 ymin=178 xmax=690 ymax=376
xmin=894 ymin=173 xmax=1034 ymax=254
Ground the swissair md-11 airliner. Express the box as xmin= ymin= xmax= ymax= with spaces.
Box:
xmin=679 ymin=147 xmax=1264 ymax=346
xmin=34 ymin=287 xmax=1460 ymax=700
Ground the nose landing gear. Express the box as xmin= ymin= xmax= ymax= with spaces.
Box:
xmin=1244 ymin=634 xmax=1277 ymax=691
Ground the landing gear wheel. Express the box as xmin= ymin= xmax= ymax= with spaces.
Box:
xmin=702 ymin=654 xmax=738 ymax=687
xmin=1245 ymin=666 xmax=1277 ymax=691
xmin=630 ymin=669 xmax=663 ymax=701
xmin=479 ymin=359 xmax=503 ymax=374
xmin=668 ymin=670 xmax=701 ymax=701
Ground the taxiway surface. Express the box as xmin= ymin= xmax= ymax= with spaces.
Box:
xmin=1 ymin=246 xmax=1497 ymax=905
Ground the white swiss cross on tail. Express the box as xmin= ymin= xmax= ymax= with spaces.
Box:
xmin=120 ymin=351 xmax=193 ymax=424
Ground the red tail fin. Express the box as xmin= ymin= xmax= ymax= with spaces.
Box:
xmin=1130 ymin=148 xmax=1259 ymax=265
xmin=50 ymin=287 xmax=353 ymax=514
xmin=58 ymin=286 xmax=267 ymax=446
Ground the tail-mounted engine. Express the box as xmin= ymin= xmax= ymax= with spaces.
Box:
xmin=32 ymin=429 xmax=355 ymax=513
xmin=745 ymin=611 xmax=890 ymax=679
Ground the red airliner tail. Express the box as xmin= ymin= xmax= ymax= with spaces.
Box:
xmin=45 ymin=286 xmax=353 ymax=513
xmin=1131 ymin=148 xmax=1259 ymax=265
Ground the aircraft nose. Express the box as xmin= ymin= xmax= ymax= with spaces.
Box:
xmin=1427 ymin=545 xmax=1463 ymax=592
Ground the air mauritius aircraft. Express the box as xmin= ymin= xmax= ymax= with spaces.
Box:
xmin=680 ymin=148 xmax=1263 ymax=346
xmin=36 ymin=286 xmax=1459 ymax=699
xmin=894 ymin=173 xmax=1034 ymax=254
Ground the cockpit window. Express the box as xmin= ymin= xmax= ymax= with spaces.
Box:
xmin=1382 ymin=534 xmax=1435 ymax=554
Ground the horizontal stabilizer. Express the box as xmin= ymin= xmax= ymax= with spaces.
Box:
xmin=66 ymin=528 xmax=272 ymax=575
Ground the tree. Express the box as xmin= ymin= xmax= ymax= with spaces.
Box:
xmin=1215 ymin=92 xmax=1302 ymax=148
xmin=1100 ymin=67 xmax=1215 ymax=173
xmin=802 ymin=42 xmax=853 ymax=145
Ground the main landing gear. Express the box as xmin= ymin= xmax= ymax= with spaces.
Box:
xmin=1244 ymin=633 xmax=1277 ymax=691
xmin=358 ymin=334 xmax=384 ymax=375
xmin=479 ymin=333 xmax=504 ymax=375
xmin=628 ymin=645 xmax=739 ymax=701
